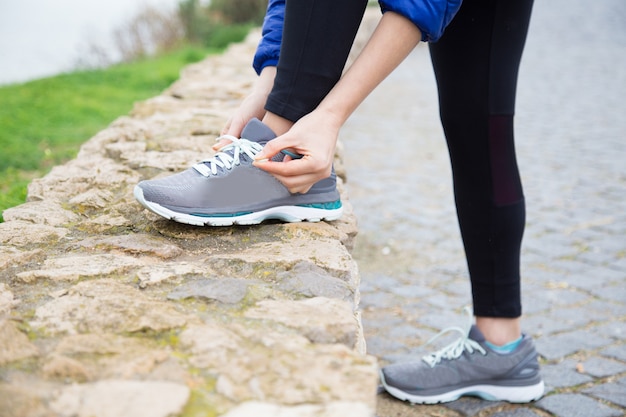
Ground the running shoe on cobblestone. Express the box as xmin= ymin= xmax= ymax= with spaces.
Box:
xmin=380 ymin=318 xmax=544 ymax=404
xmin=134 ymin=118 xmax=343 ymax=226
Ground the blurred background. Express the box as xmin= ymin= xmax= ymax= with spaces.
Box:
xmin=0 ymin=0 xmax=267 ymax=221
xmin=0 ymin=0 xmax=266 ymax=85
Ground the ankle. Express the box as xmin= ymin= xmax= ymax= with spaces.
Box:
xmin=475 ymin=316 xmax=521 ymax=346
xmin=262 ymin=113 xmax=293 ymax=136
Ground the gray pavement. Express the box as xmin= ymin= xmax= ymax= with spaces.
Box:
xmin=341 ymin=1 xmax=626 ymax=416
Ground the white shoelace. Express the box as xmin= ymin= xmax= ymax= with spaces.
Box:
xmin=193 ymin=135 xmax=263 ymax=177
xmin=421 ymin=308 xmax=487 ymax=368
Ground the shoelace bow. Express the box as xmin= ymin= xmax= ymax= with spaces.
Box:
xmin=421 ymin=307 xmax=487 ymax=368
xmin=193 ymin=135 xmax=263 ymax=177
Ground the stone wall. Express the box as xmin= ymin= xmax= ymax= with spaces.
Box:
xmin=0 ymin=13 xmax=380 ymax=417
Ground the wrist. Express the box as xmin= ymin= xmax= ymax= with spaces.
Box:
xmin=255 ymin=66 xmax=277 ymax=96
xmin=316 ymin=99 xmax=352 ymax=130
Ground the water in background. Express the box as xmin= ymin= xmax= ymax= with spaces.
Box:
xmin=0 ymin=0 xmax=181 ymax=85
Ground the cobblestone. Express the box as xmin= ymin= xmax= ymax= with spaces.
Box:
xmin=581 ymin=357 xmax=626 ymax=378
xmin=584 ymin=383 xmax=626 ymax=407
xmin=539 ymin=360 xmax=594 ymax=390
xmin=445 ymin=398 xmax=505 ymax=416
xmin=537 ymin=393 xmax=623 ymax=417
xmin=491 ymin=409 xmax=543 ymax=417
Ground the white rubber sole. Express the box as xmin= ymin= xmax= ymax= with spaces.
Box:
xmin=134 ymin=186 xmax=343 ymax=226
xmin=380 ymin=372 xmax=545 ymax=404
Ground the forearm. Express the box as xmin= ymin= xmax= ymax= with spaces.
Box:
xmin=252 ymin=65 xmax=277 ymax=98
xmin=221 ymin=66 xmax=277 ymax=137
xmin=316 ymin=12 xmax=422 ymax=128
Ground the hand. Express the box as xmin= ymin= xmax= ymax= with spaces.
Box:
xmin=221 ymin=91 xmax=267 ymax=136
xmin=216 ymin=66 xmax=277 ymax=150
xmin=215 ymin=92 xmax=268 ymax=150
xmin=252 ymin=12 xmax=421 ymax=192
xmin=253 ymin=109 xmax=342 ymax=194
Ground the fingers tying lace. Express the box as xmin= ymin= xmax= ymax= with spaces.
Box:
xmin=193 ymin=136 xmax=263 ymax=177
xmin=421 ymin=307 xmax=487 ymax=368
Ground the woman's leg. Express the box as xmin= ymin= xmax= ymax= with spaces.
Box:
xmin=264 ymin=0 xmax=368 ymax=129
xmin=429 ymin=0 xmax=534 ymax=335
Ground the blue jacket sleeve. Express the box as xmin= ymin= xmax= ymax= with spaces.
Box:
xmin=379 ymin=0 xmax=463 ymax=42
xmin=252 ymin=0 xmax=462 ymax=73
xmin=252 ymin=0 xmax=284 ymax=75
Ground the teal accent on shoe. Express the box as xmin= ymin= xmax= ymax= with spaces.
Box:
xmin=135 ymin=119 xmax=343 ymax=227
xmin=486 ymin=336 xmax=523 ymax=354
xmin=280 ymin=149 xmax=304 ymax=159
xmin=380 ymin=320 xmax=545 ymax=404
xmin=297 ymin=200 xmax=342 ymax=210
xmin=191 ymin=211 xmax=253 ymax=218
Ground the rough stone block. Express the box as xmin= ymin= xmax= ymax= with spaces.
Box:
xmin=0 ymin=319 xmax=39 ymax=365
xmin=0 ymin=15 xmax=380 ymax=417
xmin=49 ymin=380 xmax=190 ymax=417
xmin=31 ymin=279 xmax=191 ymax=334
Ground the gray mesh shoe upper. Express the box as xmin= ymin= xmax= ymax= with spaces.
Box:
xmin=381 ymin=324 xmax=543 ymax=398
xmin=135 ymin=118 xmax=341 ymax=218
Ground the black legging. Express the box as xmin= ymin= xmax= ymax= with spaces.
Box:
xmin=265 ymin=0 xmax=369 ymax=121
xmin=265 ymin=0 xmax=534 ymax=318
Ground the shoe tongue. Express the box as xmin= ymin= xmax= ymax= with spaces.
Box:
xmin=468 ymin=325 xmax=486 ymax=342
xmin=240 ymin=118 xmax=285 ymax=162
xmin=241 ymin=118 xmax=277 ymax=145
xmin=198 ymin=119 xmax=280 ymax=175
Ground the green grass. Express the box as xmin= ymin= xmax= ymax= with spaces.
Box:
xmin=0 ymin=45 xmax=218 ymax=222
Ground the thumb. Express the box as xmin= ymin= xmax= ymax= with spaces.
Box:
xmin=226 ymin=118 xmax=246 ymax=138
xmin=220 ymin=118 xmax=232 ymax=136
xmin=255 ymin=134 xmax=290 ymax=161
xmin=215 ymin=119 xmax=245 ymax=151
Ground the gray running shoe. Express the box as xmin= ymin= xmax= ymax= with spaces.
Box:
xmin=380 ymin=320 xmax=544 ymax=404
xmin=134 ymin=118 xmax=342 ymax=226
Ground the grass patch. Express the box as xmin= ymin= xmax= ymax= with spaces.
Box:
xmin=0 ymin=45 xmax=218 ymax=222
